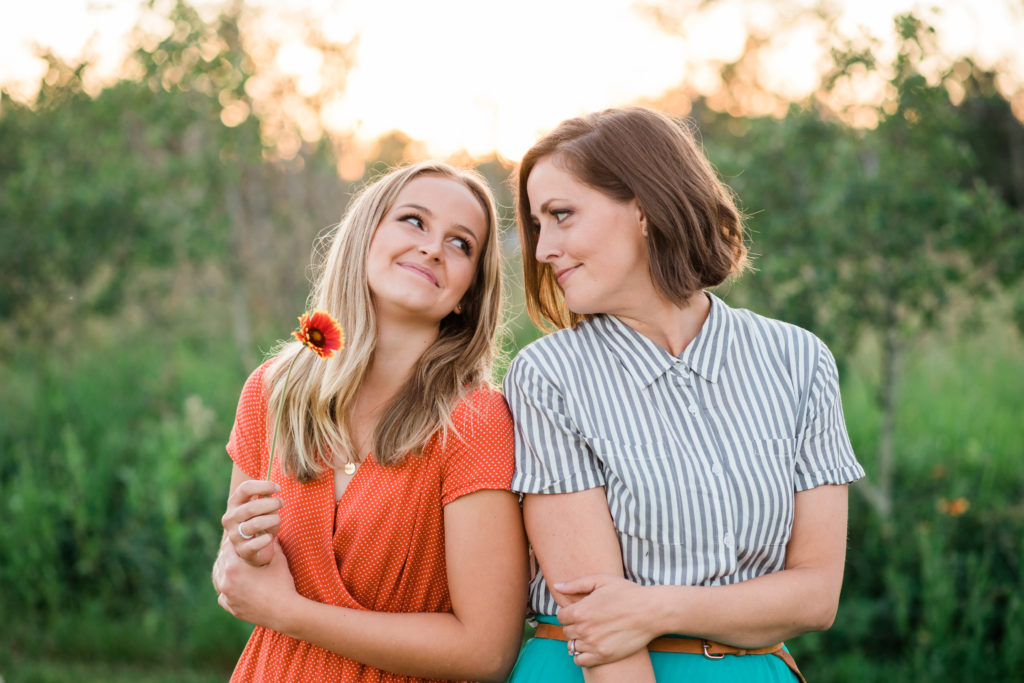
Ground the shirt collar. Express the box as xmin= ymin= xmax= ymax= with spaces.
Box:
xmin=591 ymin=291 xmax=735 ymax=388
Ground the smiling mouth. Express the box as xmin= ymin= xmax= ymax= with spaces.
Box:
xmin=554 ymin=265 xmax=579 ymax=285
xmin=398 ymin=262 xmax=439 ymax=287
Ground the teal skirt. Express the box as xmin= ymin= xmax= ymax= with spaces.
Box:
xmin=508 ymin=615 xmax=800 ymax=682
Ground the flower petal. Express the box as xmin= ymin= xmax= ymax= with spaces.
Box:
xmin=292 ymin=309 xmax=344 ymax=359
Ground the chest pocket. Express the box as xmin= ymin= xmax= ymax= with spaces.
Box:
xmin=588 ymin=437 xmax=684 ymax=545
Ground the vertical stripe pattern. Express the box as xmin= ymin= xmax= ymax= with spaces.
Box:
xmin=503 ymin=292 xmax=864 ymax=616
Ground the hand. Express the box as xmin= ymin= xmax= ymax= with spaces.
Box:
xmin=216 ymin=539 xmax=298 ymax=631
xmin=220 ymin=479 xmax=282 ymax=567
xmin=555 ymin=574 xmax=656 ymax=667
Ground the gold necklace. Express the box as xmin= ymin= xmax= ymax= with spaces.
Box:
xmin=343 ymin=461 xmax=357 ymax=475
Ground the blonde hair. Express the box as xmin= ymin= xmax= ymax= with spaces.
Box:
xmin=265 ymin=161 xmax=503 ymax=481
xmin=516 ymin=106 xmax=749 ymax=330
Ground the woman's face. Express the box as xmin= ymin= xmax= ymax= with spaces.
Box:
xmin=366 ymin=174 xmax=487 ymax=327
xmin=526 ymin=156 xmax=654 ymax=316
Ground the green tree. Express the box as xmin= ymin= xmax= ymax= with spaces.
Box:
xmin=717 ymin=14 xmax=1024 ymax=519
xmin=0 ymin=0 xmax=353 ymax=669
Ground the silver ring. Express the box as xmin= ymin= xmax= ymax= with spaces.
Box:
xmin=238 ymin=521 xmax=255 ymax=539
xmin=568 ymin=638 xmax=577 ymax=657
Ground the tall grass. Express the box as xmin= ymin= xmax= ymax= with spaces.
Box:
xmin=798 ymin=318 xmax=1024 ymax=681
xmin=0 ymin=319 xmax=252 ymax=677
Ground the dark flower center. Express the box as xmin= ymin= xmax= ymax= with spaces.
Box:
xmin=309 ymin=329 xmax=325 ymax=347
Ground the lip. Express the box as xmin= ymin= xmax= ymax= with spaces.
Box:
xmin=554 ymin=265 xmax=579 ymax=285
xmin=397 ymin=261 xmax=439 ymax=287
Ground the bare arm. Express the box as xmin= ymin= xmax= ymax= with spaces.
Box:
xmin=558 ymin=484 xmax=850 ymax=666
xmin=523 ymin=488 xmax=656 ymax=683
xmin=216 ymin=488 xmax=529 ymax=682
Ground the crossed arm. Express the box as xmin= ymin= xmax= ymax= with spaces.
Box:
xmin=525 ymin=483 xmax=850 ymax=675
xmin=213 ymin=464 xmax=529 ymax=682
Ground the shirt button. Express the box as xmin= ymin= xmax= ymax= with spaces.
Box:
xmin=712 ymin=463 xmax=723 ymax=475
xmin=688 ymin=404 xmax=698 ymax=415
xmin=723 ymin=533 xmax=734 ymax=548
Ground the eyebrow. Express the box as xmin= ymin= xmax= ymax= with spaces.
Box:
xmin=396 ymin=203 xmax=479 ymax=243
xmin=529 ymin=198 xmax=567 ymax=223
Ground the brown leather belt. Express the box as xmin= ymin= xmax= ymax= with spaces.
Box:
xmin=534 ymin=623 xmax=807 ymax=683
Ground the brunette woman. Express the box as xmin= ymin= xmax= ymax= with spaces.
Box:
xmin=505 ymin=107 xmax=863 ymax=682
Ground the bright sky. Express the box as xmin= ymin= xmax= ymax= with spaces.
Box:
xmin=2 ymin=0 xmax=1022 ymax=160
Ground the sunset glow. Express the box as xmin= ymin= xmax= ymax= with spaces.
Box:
xmin=2 ymin=0 xmax=1022 ymax=161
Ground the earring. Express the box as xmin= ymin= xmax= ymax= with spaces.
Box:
xmin=641 ymin=223 xmax=648 ymax=237
xmin=454 ymin=303 xmax=463 ymax=314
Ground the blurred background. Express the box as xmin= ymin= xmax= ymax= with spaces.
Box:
xmin=1 ymin=1 xmax=1022 ymax=680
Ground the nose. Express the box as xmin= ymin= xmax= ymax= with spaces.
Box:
xmin=535 ymin=223 xmax=561 ymax=263
xmin=419 ymin=233 xmax=444 ymax=261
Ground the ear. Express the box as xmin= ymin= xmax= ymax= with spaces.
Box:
xmin=635 ymin=203 xmax=648 ymax=237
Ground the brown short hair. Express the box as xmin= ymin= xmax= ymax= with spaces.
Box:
xmin=516 ymin=106 xmax=749 ymax=329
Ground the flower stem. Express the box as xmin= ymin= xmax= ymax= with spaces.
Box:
xmin=267 ymin=350 xmax=300 ymax=480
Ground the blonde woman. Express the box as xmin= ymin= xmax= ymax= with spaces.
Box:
xmin=212 ymin=162 xmax=528 ymax=682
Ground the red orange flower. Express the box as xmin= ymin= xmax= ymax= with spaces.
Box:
xmin=937 ymin=497 xmax=970 ymax=517
xmin=267 ymin=310 xmax=344 ymax=479
xmin=292 ymin=310 xmax=344 ymax=359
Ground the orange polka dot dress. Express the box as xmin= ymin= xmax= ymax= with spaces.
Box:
xmin=225 ymin=362 xmax=515 ymax=682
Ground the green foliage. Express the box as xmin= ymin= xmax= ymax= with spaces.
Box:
xmin=1 ymin=2 xmax=1022 ymax=680
xmin=793 ymin=321 xmax=1024 ymax=680
xmin=0 ymin=320 xmax=251 ymax=673
xmin=699 ymin=12 xmax=1024 ymax=520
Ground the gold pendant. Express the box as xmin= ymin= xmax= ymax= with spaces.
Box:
xmin=344 ymin=462 xmax=356 ymax=475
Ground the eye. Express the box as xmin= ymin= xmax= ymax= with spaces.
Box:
xmin=449 ymin=235 xmax=473 ymax=257
xmin=400 ymin=213 xmax=425 ymax=229
xmin=551 ymin=209 xmax=572 ymax=224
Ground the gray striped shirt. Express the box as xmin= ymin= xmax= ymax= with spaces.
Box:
xmin=503 ymin=292 xmax=864 ymax=616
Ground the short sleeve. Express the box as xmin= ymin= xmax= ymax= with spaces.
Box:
xmin=793 ymin=342 xmax=865 ymax=491
xmin=439 ymin=386 xmax=516 ymax=505
xmin=225 ymin=361 xmax=273 ymax=480
xmin=502 ymin=353 xmax=606 ymax=495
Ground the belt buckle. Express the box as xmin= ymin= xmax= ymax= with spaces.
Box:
xmin=702 ymin=639 xmax=725 ymax=660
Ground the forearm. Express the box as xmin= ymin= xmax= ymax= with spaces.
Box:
xmin=268 ymin=489 xmax=527 ymax=682
xmin=649 ymin=486 xmax=850 ymax=647
xmin=647 ymin=566 xmax=839 ymax=648
xmin=583 ymin=650 xmax=655 ymax=683
xmin=277 ymin=595 xmax=516 ymax=682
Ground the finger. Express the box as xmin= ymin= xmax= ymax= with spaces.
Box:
xmin=230 ymin=497 xmax=284 ymax=528
xmin=248 ymin=538 xmax=277 ymax=567
xmin=228 ymin=479 xmax=281 ymax=506
xmin=212 ymin=560 xmax=224 ymax=592
xmin=237 ymin=531 xmax=275 ymax=564
xmin=217 ymin=592 xmax=234 ymax=615
xmin=554 ymin=575 xmax=601 ymax=595
xmin=235 ymin=512 xmax=281 ymax=540
xmin=573 ymin=652 xmax=598 ymax=668
xmin=223 ymin=499 xmax=282 ymax=539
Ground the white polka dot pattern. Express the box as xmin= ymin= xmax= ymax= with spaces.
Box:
xmin=224 ymin=361 xmax=515 ymax=682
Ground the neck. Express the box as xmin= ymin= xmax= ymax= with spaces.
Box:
xmin=346 ymin=317 xmax=438 ymax=463
xmin=612 ymin=291 xmax=711 ymax=357
xmin=364 ymin=315 xmax=439 ymax=397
